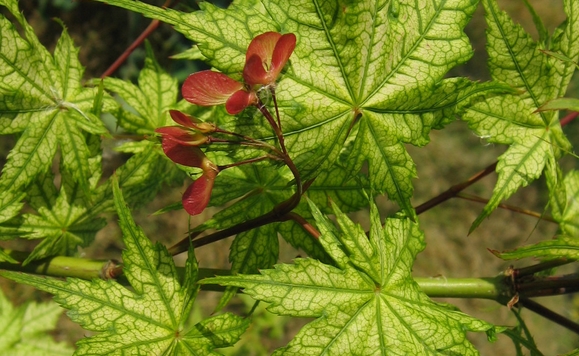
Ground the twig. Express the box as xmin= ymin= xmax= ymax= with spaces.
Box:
xmin=414 ymin=162 xmax=497 ymax=215
xmin=283 ymin=212 xmax=321 ymax=239
xmin=515 ymin=259 xmax=576 ymax=278
xmin=517 ymin=298 xmax=579 ymax=335
xmin=455 ymin=192 xmax=557 ymax=223
xmin=100 ymin=0 xmax=174 ymax=78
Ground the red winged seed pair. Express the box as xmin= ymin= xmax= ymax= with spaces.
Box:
xmin=155 ymin=32 xmax=297 ymax=216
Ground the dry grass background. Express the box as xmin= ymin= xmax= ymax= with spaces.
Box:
xmin=1 ymin=0 xmax=578 ymax=354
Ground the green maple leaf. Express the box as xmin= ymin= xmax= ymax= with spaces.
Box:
xmin=494 ymin=169 xmax=579 ymax=261
xmin=0 ymin=288 xmax=73 ymax=356
xmin=189 ymin=162 xmax=369 ymax=283
xmin=192 ymin=162 xmax=369 ymax=310
xmin=102 ymin=42 xmax=177 ymax=134
xmin=0 ymin=177 xmax=250 ymax=355
xmin=95 ymin=0 xmax=508 ymax=217
xmin=463 ymin=0 xmax=579 ymax=232
xmin=0 ymin=170 xmax=106 ymax=265
xmin=95 ymin=42 xmax=186 ymax=209
xmin=0 ymin=0 xmax=107 ymax=196
xmin=201 ymin=199 xmax=498 ymax=355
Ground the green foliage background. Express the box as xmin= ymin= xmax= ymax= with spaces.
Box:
xmin=0 ymin=0 xmax=578 ymax=354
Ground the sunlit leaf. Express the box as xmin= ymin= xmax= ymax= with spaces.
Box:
xmin=201 ymin=200 xmax=498 ymax=354
xmin=0 ymin=177 xmax=250 ymax=355
xmin=95 ymin=0 xmax=509 ymax=217
xmin=0 ymin=1 xmax=107 ymax=196
xmin=463 ymin=0 xmax=578 ymax=232
xmin=0 ymin=170 xmax=105 ymax=264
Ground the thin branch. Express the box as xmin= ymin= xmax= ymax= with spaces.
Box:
xmin=559 ymin=111 xmax=579 ymax=127
xmin=100 ymin=0 xmax=173 ymax=78
xmin=517 ymin=298 xmax=579 ymax=335
xmin=515 ymin=258 xmax=577 ymax=278
xmin=283 ymin=212 xmax=321 ymax=239
xmin=414 ymin=162 xmax=497 ymax=215
xmin=456 ymin=192 xmax=557 ymax=223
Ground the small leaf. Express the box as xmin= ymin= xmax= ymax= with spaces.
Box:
xmin=0 ymin=170 xmax=105 ymax=264
xmin=102 ymin=42 xmax=177 ymax=134
xmin=492 ymin=235 xmax=579 ymax=260
xmin=0 ymin=288 xmax=73 ymax=356
xmin=464 ymin=0 xmax=577 ymax=231
xmin=537 ymin=97 xmax=579 ymax=112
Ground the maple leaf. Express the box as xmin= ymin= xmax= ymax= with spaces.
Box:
xmin=201 ymin=199 xmax=499 ymax=355
xmin=0 ymin=177 xmax=250 ymax=355
xmin=94 ymin=0 xmax=509 ymax=217
xmin=0 ymin=0 xmax=107 ymax=196
xmin=463 ymin=0 xmax=579 ymax=232
xmin=493 ymin=169 xmax=579 ymax=261
xmin=0 ymin=170 xmax=106 ymax=265
xmin=0 ymin=289 xmax=73 ymax=356
xmin=95 ymin=42 xmax=186 ymax=209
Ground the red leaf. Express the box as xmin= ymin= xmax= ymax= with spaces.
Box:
xmin=271 ymin=33 xmax=296 ymax=75
xmin=160 ymin=138 xmax=206 ymax=167
xmin=169 ymin=110 xmax=199 ymax=128
xmin=182 ymin=174 xmax=215 ymax=215
xmin=243 ymin=54 xmax=270 ymax=86
xmin=156 ymin=126 xmax=208 ymax=146
xmin=243 ymin=32 xmax=296 ymax=86
xmin=225 ymin=89 xmax=256 ymax=114
xmin=182 ymin=70 xmax=244 ymax=106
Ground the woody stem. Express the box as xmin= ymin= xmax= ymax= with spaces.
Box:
xmin=255 ymin=99 xmax=301 ymax=195
xmin=256 ymin=98 xmax=288 ymax=156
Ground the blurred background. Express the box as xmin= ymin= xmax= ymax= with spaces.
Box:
xmin=1 ymin=0 xmax=579 ymax=354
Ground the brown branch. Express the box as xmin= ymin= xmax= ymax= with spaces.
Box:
xmin=517 ymin=298 xmax=579 ymax=335
xmin=284 ymin=212 xmax=321 ymax=239
xmin=455 ymin=192 xmax=557 ymax=223
xmin=514 ymin=258 xmax=576 ymax=278
xmin=100 ymin=0 xmax=174 ymax=78
xmin=414 ymin=162 xmax=497 ymax=215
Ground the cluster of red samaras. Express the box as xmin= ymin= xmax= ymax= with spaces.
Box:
xmin=155 ymin=32 xmax=297 ymax=216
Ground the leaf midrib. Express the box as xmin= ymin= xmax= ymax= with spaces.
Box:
xmin=485 ymin=0 xmax=549 ymax=125
xmin=360 ymin=0 xmax=449 ymax=108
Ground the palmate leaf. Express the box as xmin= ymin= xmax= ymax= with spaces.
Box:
xmin=0 ymin=288 xmax=73 ymax=356
xmin=0 ymin=170 xmax=106 ymax=265
xmin=201 ymin=200 xmax=498 ymax=355
xmin=0 ymin=177 xmax=250 ymax=355
xmin=95 ymin=0 xmax=506 ymax=217
xmin=97 ymin=42 xmax=185 ymax=208
xmin=463 ymin=0 xmax=579 ymax=232
xmin=0 ymin=0 xmax=107 ymax=196
xmin=198 ymin=162 xmax=370 ymax=310
xmin=494 ymin=169 xmax=579 ymax=261
xmin=102 ymin=42 xmax=177 ymax=134
xmin=193 ymin=162 xmax=369 ymax=272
